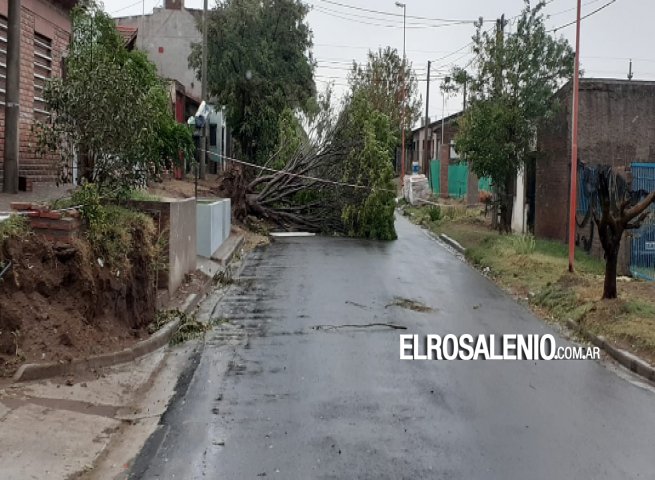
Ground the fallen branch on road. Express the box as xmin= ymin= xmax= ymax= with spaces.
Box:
xmin=311 ymin=323 xmax=407 ymax=331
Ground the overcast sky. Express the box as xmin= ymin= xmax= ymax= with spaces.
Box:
xmin=107 ymin=0 xmax=645 ymax=125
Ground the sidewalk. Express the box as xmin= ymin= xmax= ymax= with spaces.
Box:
xmin=0 ymin=344 xmax=194 ymax=480
xmin=0 ymin=183 xmax=73 ymax=212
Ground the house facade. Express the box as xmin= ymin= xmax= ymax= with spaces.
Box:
xmin=0 ymin=0 xmax=75 ymax=189
xmin=536 ymin=78 xmax=655 ymax=274
xmin=115 ymin=0 xmax=202 ymax=99
xmin=115 ymin=0 xmax=231 ymax=173
xmin=408 ymin=112 xmax=462 ymax=175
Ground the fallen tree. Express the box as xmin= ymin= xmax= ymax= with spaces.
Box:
xmin=216 ymin=92 xmax=398 ymax=240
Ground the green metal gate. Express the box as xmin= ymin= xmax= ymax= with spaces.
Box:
xmin=630 ymin=163 xmax=655 ymax=280
xmin=448 ymin=163 xmax=468 ymax=198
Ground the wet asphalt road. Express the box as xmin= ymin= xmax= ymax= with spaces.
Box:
xmin=130 ymin=216 xmax=655 ymax=479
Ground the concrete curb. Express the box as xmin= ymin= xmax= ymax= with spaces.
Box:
xmin=438 ymin=233 xmax=466 ymax=255
xmin=11 ymin=279 xmax=214 ymax=383
xmin=13 ymin=319 xmax=181 ymax=383
xmin=565 ymin=319 xmax=655 ymax=382
xmin=211 ymin=233 xmax=244 ymax=266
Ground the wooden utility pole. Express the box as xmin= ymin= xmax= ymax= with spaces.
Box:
xmin=200 ymin=0 xmax=208 ymax=180
xmin=568 ymin=0 xmax=582 ymax=272
xmin=3 ymin=0 xmax=20 ymax=193
xmin=423 ymin=61 xmax=431 ymax=178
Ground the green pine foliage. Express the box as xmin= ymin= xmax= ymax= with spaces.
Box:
xmin=339 ymin=92 xmax=397 ymax=240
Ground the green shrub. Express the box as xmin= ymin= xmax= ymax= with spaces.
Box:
xmin=427 ymin=206 xmax=442 ymax=222
xmin=0 ymin=216 xmax=29 ymax=244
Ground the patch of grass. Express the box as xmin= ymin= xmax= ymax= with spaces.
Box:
xmin=0 ymin=215 xmax=29 ymax=244
xmin=624 ymin=299 xmax=655 ymax=317
xmin=533 ymin=283 xmax=587 ymax=321
xmin=87 ymin=205 xmax=157 ymax=270
xmin=582 ymin=299 xmax=655 ymax=357
xmin=407 ymin=200 xmax=655 ymax=362
xmin=126 ymin=189 xmax=162 ymax=202
xmin=509 ymin=234 xmax=536 ymax=255
xmin=50 ymin=197 xmax=77 ymax=210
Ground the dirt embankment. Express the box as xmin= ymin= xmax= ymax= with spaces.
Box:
xmin=0 ymin=233 xmax=156 ymax=377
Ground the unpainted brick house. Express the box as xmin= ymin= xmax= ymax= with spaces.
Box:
xmin=536 ymin=78 xmax=655 ymax=274
xmin=0 ymin=0 xmax=76 ymax=189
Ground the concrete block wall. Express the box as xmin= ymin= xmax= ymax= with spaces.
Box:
xmin=128 ymin=198 xmax=197 ymax=296
xmin=196 ymin=198 xmax=231 ymax=258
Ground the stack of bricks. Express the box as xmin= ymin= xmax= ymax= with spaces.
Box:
xmin=10 ymin=202 xmax=81 ymax=244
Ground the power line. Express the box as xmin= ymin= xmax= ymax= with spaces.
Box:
xmin=549 ymin=0 xmax=617 ymax=32
xmin=318 ymin=0 xmax=494 ymax=24
xmin=110 ymin=0 xmax=143 ymax=15
xmin=312 ymin=6 xmax=475 ymax=29
xmin=311 ymin=4 xmax=468 ymax=28
xmin=200 ymin=149 xmax=398 ymax=193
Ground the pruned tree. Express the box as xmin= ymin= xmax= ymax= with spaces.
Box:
xmin=452 ymin=0 xmax=574 ymax=231
xmin=35 ymin=1 xmax=193 ymax=193
xmin=587 ymin=166 xmax=655 ymax=299
xmin=191 ymin=0 xmax=316 ymax=165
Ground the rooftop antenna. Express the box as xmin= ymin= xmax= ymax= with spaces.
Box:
xmin=628 ymin=59 xmax=633 ymax=81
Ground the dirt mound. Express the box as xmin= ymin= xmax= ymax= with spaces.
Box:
xmin=0 ymin=234 xmax=156 ymax=377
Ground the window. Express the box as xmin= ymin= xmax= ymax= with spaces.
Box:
xmin=33 ymin=32 xmax=52 ymax=117
xmin=0 ymin=16 xmax=7 ymax=105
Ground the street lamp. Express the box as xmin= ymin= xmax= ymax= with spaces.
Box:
xmin=395 ymin=2 xmax=406 ymax=59
xmin=395 ymin=1 xmax=407 ymax=191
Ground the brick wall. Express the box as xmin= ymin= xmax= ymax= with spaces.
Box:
xmin=536 ymin=79 xmax=655 ymax=274
xmin=10 ymin=201 xmax=80 ymax=243
xmin=535 ymin=87 xmax=570 ymax=241
xmin=0 ymin=0 xmax=72 ymax=187
xmin=537 ymin=79 xmax=655 ymax=241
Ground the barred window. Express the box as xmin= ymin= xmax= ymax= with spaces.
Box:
xmin=0 ymin=16 xmax=7 ymax=105
xmin=34 ymin=32 xmax=52 ymax=118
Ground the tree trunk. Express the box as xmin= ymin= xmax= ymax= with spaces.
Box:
xmin=603 ymin=244 xmax=619 ymax=299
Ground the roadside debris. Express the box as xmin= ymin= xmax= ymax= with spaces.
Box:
xmin=311 ymin=323 xmax=407 ymax=331
xmin=385 ymin=297 xmax=434 ymax=313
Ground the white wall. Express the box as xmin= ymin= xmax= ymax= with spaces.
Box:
xmin=117 ymin=8 xmax=202 ymax=98
xmin=512 ymin=168 xmax=528 ymax=234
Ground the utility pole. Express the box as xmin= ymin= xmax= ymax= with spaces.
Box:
xmin=628 ymin=59 xmax=633 ymax=80
xmin=3 ymin=0 xmax=20 ymax=193
xmin=568 ymin=0 xmax=582 ymax=273
xmin=463 ymin=74 xmax=468 ymax=110
xmin=395 ymin=1 xmax=406 ymax=187
xmin=439 ymin=77 xmax=449 ymax=147
xmin=423 ymin=61 xmax=431 ymax=178
xmin=200 ymin=0 xmax=208 ymax=180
